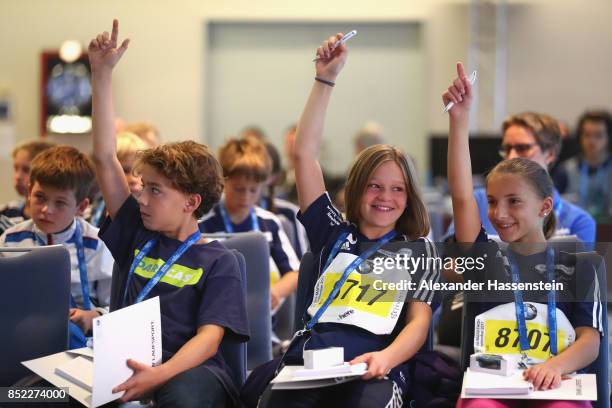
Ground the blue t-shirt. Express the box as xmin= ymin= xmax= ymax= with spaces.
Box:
xmin=446 ymin=188 xmax=596 ymax=243
xmin=199 ymin=204 xmax=300 ymax=275
xmin=99 ymin=196 xmax=249 ymax=398
xmin=286 ymin=192 xmax=440 ymax=364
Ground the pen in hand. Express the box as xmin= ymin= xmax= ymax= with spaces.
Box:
xmin=443 ymin=70 xmax=477 ymax=113
xmin=313 ymin=30 xmax=357 ymax=62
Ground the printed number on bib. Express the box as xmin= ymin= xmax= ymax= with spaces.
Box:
xmin=307 ymin=252 xmax=408 ymax=335
xmin=474 ymin=302 xmax=575 ymax=364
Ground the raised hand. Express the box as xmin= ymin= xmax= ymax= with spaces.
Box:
xmin=442 ymin=62 xmax=473 ymax=121
xmin=88 ymin=19 xmax=130 ymax=73
xmin=314 ymin=33 xmax=349 ymax=82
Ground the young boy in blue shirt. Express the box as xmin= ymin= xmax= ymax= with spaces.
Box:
xmin=199 ymin=136 xmax=300 ymax=312
xmin=89 ymin=20 xmax=249 ymax=407
xmin=0 ymin=145 xmax=114 ymax=345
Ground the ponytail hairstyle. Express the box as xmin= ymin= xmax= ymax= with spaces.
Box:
xmin=486 ymin=157 xmax=556 ymax=239
xmin=344 ymin=144 xmax=430 ymax=240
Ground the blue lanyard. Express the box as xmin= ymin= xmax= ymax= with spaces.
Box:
xmin=91 ymin=202 xmax=106 ymax=227
xmin=306 ymin=229 xmax=397 ymax=330
xmin=122 ymin=230 xmax=202 ymax=306
xmin=578 ymin=161 xmax=607 ymax=207
xmin=72 ymin=221 xmax=92 ymax=310
xmin=36 ymin=222 xmax=91 ymax=310
xmin=507 ymin=246 xmax=557 ymax=358
xmin=219 ymin=203 xmax=259 ymax=233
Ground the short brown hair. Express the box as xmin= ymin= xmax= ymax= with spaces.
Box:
xmin=344 ymin=145 xmax=430 ymax=240
xmin=487 ymin=157 xmax=556 ymax=239
xmin=135 ymin=141 xmax=223 ymax=218
xmin=12 ymin=140 xmax=56 ymax=160
xmin=30 ymin=145 xmax=95 ymax=203
xmin=502 ymin=112 xmax=562 ymax=166
xmin=218 ymin=136 xmax=271 ymax=183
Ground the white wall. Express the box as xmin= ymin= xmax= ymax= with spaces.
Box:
xmin=0 ymin=0 xmax=611 ymax=203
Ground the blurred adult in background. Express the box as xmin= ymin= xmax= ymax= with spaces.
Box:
xmin=554 ymin=110 xmax=612 ymax=223
xmin=446 ymin=112 xmax=596 ymax=243
xmin=354 ymin=121 xmax=386 ymax=155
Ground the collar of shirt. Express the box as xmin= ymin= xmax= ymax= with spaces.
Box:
xmin=33 ymin=218 xmax=77 ymax=245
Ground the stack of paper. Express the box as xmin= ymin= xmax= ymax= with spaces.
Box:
xmin=271 ymin=363 xmax=367 ymax=390
xmin=22 ymin=297 xmax=162 ymax=407
xmin=461 ymin=369 xmax=597 ymax=401
xmin=55 ymin=356 xmax=93 ymax=392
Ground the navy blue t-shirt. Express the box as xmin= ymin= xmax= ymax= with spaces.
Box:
xmin=286 ymin=192 xmax=440 ymax=364
xmin=463 ymin=228 xmax=604 ymax=334
xmin=99 ymin=196 xmax=249 ymax=398
xmin=199 ymin=204 xmax=300 ymax=275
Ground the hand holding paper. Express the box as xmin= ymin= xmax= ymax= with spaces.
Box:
xmin=113 ymin=359 xmax=168 ymax=402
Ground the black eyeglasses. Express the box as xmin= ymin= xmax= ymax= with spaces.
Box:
xmin=498 ymin=143 xmax=538 ymax=158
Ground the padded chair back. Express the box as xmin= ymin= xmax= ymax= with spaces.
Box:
xmin=218 ymin=250 xmax=248 ymax=387
xmin=294 ymin=252 xmax=316 ymax=333
xmin=274 ymin=293 xmax=296 ymax=342
xmin=278 ymin=214 xmax=298 ymax=257
xmin=577 ymin=252 xmax=609 ymax=408
xmin=460 ymin=251 xmax=609 ymax=408
xmin=210 ymin=232 xmax=272 ymax=370
xmin=0 ymin=245 xmax=71 ymax=385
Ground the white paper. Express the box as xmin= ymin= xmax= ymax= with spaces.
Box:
xmin=461 ymin=369 xmax=597 ymax=400
xmin=92 ymin=297 xmax=162 ymax=407
xmin=55 ymin=356 xmax=94 ymax=392
xmin=271 ymin=363 xmax=367 ymax=389
xmin=66 ymin=347 xmax=94 ymax=359
xmin=22 ymin=297 xmax=162 ymax=407
xmin=22 ymin=351 xmax=93 ymax=407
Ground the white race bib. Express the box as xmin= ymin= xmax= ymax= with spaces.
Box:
xmin=307 ymin=252 xmax=408 ymax=335
xmin=474 ymin=302 xmax=575 ymax=364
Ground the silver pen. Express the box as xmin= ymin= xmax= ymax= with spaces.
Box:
xmin=443 ymin=70 xmax=478 ymax=113
xmin=313 ymin=30 xmax=357 ymax=62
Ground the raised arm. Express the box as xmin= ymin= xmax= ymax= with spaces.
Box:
xmin=295 ymin=33 xmax=348 ymax=213
xmin=89 ymin=19 xmax=131 ymax=219
xmin=443 ymin=63 xmax=481 ymax=242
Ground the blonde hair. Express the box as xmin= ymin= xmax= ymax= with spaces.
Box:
xmin=344 ymin=145 xmax=430 ymax=240
xmin=125 ymin=122 xmax=160 ymax=148
xmin=116 ymin=131 xmax=148 ymax=164
xmin=218 ymin=136 xmax=271 ymax=183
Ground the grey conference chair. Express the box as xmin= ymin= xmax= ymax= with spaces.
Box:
xmin=0 ymin=245 xmax=71 ymax=385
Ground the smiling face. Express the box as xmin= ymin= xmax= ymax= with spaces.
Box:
xmin=486 ymin=172 xmax=552 ymax=243
xmin=29 ymin=182 xmax=88 ymax=234
xmin=136 ymin=164 xmax=198 ymax=233
xmin=357 ymin=160 xmax=408 ymax=239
